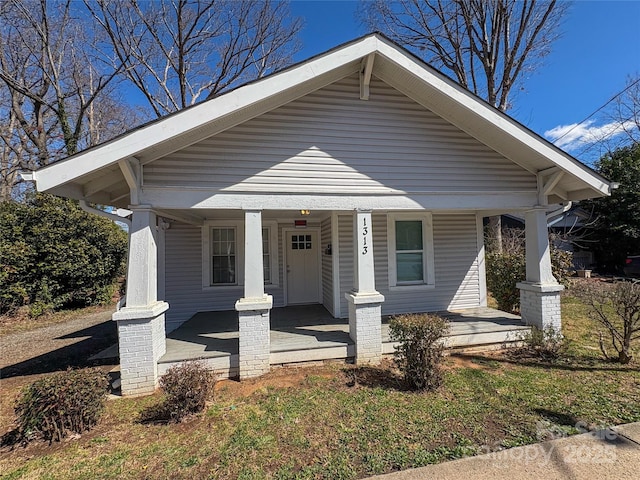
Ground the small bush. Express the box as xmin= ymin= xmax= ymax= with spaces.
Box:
xmin=14 ymin=368 xmax=110 ymax=444
xmin=141 ymin=361 xmax=216 ymax=423
xmin=389 ymin=313 xmax=449 ymax=391
xmin=516 ymin=325 xmax=567 ymax=359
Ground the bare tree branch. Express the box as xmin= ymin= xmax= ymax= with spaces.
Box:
xmin=88 ymin=0 xmax=302 ymax=117
xmin=361 ymin=0 xmax=567 ymax=111
xmin=0 ymin=0 xmax=130 ymax=200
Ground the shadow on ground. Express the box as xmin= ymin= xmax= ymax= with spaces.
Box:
xmin=452 ymin=352 xmax=639 ymax=373
xmin=343 ymin=365 xmax=409 ymax=391
xmin=0 ymin=320 xmax=117 ymax=378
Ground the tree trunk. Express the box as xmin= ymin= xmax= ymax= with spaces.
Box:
xmin=618 ymin=350 xmax=632 ymax=364
xmin=489 ymin=215 xmax=503 ymax=253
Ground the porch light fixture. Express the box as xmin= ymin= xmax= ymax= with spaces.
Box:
xmin=300 ymin=210 xmax=310 ymax=215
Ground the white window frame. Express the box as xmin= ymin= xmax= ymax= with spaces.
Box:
xmin=261 ymin=222 xmax=279 ymax=286
xmin=387 ymin=212 xmax=435 ymax=291
xmin=202 ymin=219 xmax=279 ymax=290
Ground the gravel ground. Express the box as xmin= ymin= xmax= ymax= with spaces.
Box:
xmin=0 ymin=307 xmax=117 ymax=378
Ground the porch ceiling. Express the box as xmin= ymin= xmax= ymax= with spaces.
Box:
xmin=155 ymin=208 xmax=335 ymax=225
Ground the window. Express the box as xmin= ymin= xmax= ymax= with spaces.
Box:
xmin=291 ymin=234 xmax=312 ymax=250
xmin=388 ymin=213 xmax=435 ymax=289
xmin=211 ymin=227 xmax=236 ymax=284
xmin=262 ymin=227 xmax=270 ymax=284
xmin=395 ymin=221 xmax=424 ymax=283
xmin=202 ymin=220 xmax=278 ymax=289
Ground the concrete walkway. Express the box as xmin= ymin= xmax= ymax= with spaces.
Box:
xmin=372 ymin=422 xmax=640 ymax=480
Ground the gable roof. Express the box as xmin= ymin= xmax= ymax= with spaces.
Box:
xmin=30 ymin=33 xmax=613 ymax=205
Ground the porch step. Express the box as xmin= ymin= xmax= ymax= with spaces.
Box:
xmin=270 ymin=344 xmax=355 ymax=365
xmin=158 ymin=354 xmax=239 ymax=380
xmin=383 ymin=326 xmax=530 ymax=355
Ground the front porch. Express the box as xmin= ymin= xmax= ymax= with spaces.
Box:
xmin=157 ymin=305 xmax=528 ymax=378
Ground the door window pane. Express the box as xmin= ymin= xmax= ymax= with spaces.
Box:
xmin=292 ymin=234 xmax=311 ymax=250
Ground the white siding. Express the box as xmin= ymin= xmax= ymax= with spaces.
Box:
xmin=338 ymin=213 xmax=480 ymax=317
xmin=164 ymin=223 xmax=284 ymax=331
xmin=321 ymin=216 xmax=334 ymax=315
xmin=144 ymin=75 xmax=535 ymax=195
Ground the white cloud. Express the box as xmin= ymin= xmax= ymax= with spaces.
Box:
xmin=544 ymin=120 xmax=636 ymax=151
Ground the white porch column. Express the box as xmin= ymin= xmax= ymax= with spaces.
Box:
xmin=345 ymin=210 xmax=384 ymax=364
xmin=516 ymin=207 xmax=563 ymax=331
xmin=112 ymin=206 xmax=168 ymax=396
xmin=235 ymin=210 xmax=272 ymax=379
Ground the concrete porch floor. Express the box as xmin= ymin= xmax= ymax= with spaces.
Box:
xmin=157 ymin=305 xmax=528 ymax=378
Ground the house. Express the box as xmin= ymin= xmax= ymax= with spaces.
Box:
xmin=502 ymin=205 xmax=596 ymax=269
xmin=26 ymin=34 xmax=613 ymax=396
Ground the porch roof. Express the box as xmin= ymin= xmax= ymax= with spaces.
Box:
xmin=28 ymin=33 xmax=613 ymax=208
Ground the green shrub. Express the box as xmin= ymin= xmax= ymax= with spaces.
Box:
xmin=141 ymin=361 xmax=216 ymax=423
xmin=389 ymin=313 xmax=449 ymax=391
xmin=14 ymin=368 xmax=110 ymax=444
xmin=0 ymin=194 xmax=127 ymax=315
xmin=550 ymin=245 xmax=574 ymax=287
xmin=486 ymin=252 xmax=525 ymax=312
xmin=485 ymin=228 xmax=573 ymax=313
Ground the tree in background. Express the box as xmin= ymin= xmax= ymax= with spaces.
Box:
xmin=361 ymin=0 xmax=565 ymax=111
xmin=1 ymin=0 xmax=302 ymax=198
xmin=362 ymin=0 xmax=567 ymax=249
xmin=0 ymin=0 xmax=131 ymax=200
xmin=87 ymin=0 xmax=302 ymax=117
xmin=606 ymin=76 xmax=640 ymax=149
xmin=581 ymin=142 xmax=640 ymax=273
xmin=0 ymin=1 xmax=304 ymax=316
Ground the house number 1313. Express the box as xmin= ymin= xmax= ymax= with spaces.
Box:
xmin=362 ymin=217 xmax=369 ymax=255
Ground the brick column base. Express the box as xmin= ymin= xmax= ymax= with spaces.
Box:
xmin=112 ymin=301 xmax=168 ymax=396
xmin=236 ymin=295 xmax=273 ymax=379
xmin=345 ymin=292 xmax=385 ymax=365
xmin=516 ymin=282 xmax=564 ymax=331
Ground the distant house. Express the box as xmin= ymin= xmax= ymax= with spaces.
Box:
xmin=502 ymin=205 xmax=596 ymax=269
xmin=27 ymin=34 xmax=613 ymax=396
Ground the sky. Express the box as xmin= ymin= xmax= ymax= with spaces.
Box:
xmin=289 ymin=0 xmax=640 ymax=164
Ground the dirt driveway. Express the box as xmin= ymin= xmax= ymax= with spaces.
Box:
xmin=0 ymin=308 xmax=118 ymax=431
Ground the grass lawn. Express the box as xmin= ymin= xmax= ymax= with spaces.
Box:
xmin=1 ymin=293 xmax=639 ymax=479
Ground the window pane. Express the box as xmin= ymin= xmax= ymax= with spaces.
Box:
xmin=396 ymin=221 xmax=423 ymax=251
xmin=263 ymin=255 xmax=270 ymax=284
xmin=262 ymin=228 xmax=269 ymax=254
xmin=396 ymin=252 xmax=424 ymax=282
xmin=212 ymin=255 xmax=235 ymax=284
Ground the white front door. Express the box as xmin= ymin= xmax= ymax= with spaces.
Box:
xmin=286 ymin=231 xmax=320 ymax=304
